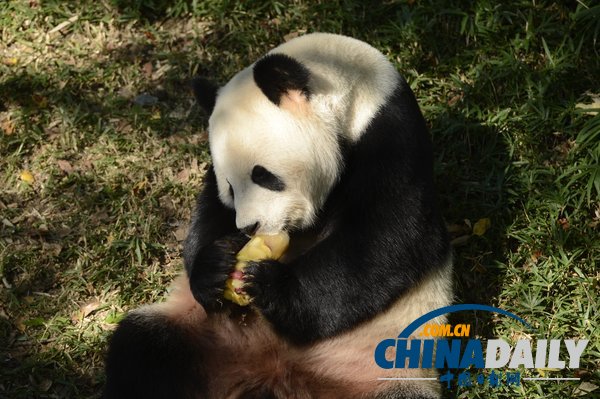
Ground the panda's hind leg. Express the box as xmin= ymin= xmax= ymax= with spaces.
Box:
xmin=103 ymin=275 xmax=298 ymax=399
xmin=104 ymin=275 xmax=210 ymax=398
xmin=104 ymin=309 xmax=205 ymax=399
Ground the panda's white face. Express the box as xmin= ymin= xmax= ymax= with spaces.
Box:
xmin=209 ymin=68 xmax=342 ymax=235
xmin=206 ymin=33 xmax=399 ymax=235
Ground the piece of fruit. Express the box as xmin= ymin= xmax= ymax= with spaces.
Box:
xmin=20 ymin=170 xmax=35 ymax=184
xmin=223 ymin=232 xmax=289 ymax=306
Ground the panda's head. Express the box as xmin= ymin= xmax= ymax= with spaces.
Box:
xmin=194 ymin=53 xmax=343 ymax=235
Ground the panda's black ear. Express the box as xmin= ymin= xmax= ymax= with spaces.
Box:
xmin=190 ymin=77 xmax=219 ymax=114
xmin=253 ymin=53 xmax=310 ymax=107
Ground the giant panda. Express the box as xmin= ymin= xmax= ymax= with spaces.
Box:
xmin=104 ymin=33 xmax=453 ymax=399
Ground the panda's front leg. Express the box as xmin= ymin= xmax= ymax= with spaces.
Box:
xmin=243 ymin=260 xmax=290 ymax=313
xmin=243 ymin=260 xmax=326 ymax=344
xmin=242 ymin=233 xmax=403 ymax=346
xmin=188 ymin=232 xmax=249 ymax=312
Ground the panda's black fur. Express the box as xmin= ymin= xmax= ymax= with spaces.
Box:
xmin=105 ymin=33 xmax=452 ymax=399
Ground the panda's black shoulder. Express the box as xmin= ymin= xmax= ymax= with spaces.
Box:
xmin=336 ymin=74 xmax=439 ymax=201
xmin=326 ymin=73 xmax=450 ymax=268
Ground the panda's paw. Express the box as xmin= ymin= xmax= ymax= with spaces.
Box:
xmin=243 ymin=260 xmax=291 ymax=313
xmin=189 ymin=233 xmax=249 ymax=311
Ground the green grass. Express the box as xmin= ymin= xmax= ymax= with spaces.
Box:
xmin=0 ymin=0 xmax=598 ymax=398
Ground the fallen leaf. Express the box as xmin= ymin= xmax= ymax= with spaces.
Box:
xmin=530 ymin=250 xmax=543 ymax=264
xmin=2 ymin=57 xmax=18 ymax=66
xmin=1 ymin=118 xmax=15 ymax=135
xmin=558 ymin=217 xmax=570 ymax=231
xmin=20 ymin=170 xmax=35 ymax=184
xmin=173 ymin=225 xmax=188 ymax=242
xmin=451 ymin=235 xmax=470 ymax=246
xmin=574 ymin=381 xmax=598 ymax=396
xmin=142 ymin=62 xmax=153 ymax=78
xmin=81 ymin=300 xmax=101 ymax=318
xmin=176 ymin=168 xmax=190 ymax=183
xmin=57 ymin=159 xmax=74 ymax=174
xmin=447 ymin=92 xmax=463 ymax=107
xmin=473 ymin=218 xmax=491 ymax=236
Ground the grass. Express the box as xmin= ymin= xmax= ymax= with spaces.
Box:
xmin=0 ymin=0 xmax=598 ymax=398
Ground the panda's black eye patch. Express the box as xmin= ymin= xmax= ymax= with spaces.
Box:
xmin=251 ymin=165 xmax=285 ymax=192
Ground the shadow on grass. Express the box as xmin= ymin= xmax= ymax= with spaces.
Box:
xmin=432 ymin=111 xmax=511 ymax=337
xmin=0 ymin=5 xmax=513 ymax=399
xmin=0 ymin=346 xmax=103 ymax=398
xmin=0 ymin=41 xmax=215 ymax=398
xmin=2 ymin=1 xmax=598 ymax=398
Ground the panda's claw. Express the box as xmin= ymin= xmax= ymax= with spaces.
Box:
xmin=243 ymin=260 xmax=289 ymax=310
xmin=188 ymin=233 xmax=249 ymax=312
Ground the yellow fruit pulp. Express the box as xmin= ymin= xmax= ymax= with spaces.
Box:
xmin=223 ymin=232 xmax=289 ymax=306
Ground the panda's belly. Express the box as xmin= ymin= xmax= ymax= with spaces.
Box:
xmin=156 ymin=261 xmax=451 ymax=398
xmin=214 ymin=261 xmax=450 ymax=398
xmin=299 ymin=260 xmax=453 ymax=396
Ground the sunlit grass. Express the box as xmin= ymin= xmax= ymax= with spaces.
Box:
xmin=0 ymin=1 xmax=598 ymax=398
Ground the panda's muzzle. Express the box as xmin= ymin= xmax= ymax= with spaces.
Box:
xmin=240 ymin=222 xmax=260 ymax=236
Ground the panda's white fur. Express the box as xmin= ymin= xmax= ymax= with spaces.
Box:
xmin=104 ymin=33 xmax=453 ymax=399
xmin=210 ymin=34 xmax=399 ymax=234
xmin=138 ymin=260 xmax=452 ymax=398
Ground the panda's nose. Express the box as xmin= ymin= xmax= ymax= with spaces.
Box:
xmin=239 ymin=222 xmax=259 ymax=236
